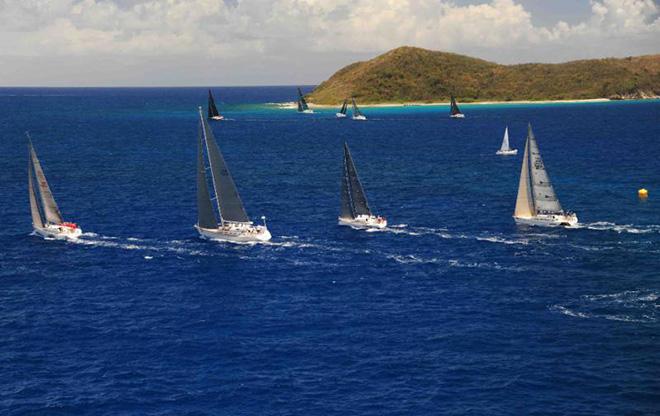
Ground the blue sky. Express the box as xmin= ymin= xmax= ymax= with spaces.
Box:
xmin=0 ymin=0 xmax=657 ymax=86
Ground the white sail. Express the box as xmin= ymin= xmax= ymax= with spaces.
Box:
xmin=527 ymin=126 xmax=563 ymax=214
xmin=514 ymin=136 xmax=534 ymax=218
xmin=29 ymin=140 xmax=64 ymax=225
xmin=500 ymin=127 xmax=511 ymax=152
xmin=28 ymin=155 xmax=45 ymax=229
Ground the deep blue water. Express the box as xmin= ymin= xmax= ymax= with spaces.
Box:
xmin=1 ymin=87 xmax=658 ymax=415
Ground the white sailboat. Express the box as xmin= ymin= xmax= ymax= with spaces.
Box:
xmin=297 ymin=88 xmax=314 ymax=114
xmin=513 ymin=124 xmax=578 ymax=227
xmin=27 ymin=134 xmax=82 ymax=240
xmin=496 ymin=126 xmax=518 ymax=155
xmin=351 ymin=98 xmax=367 ymax=121
xmin=449 ymin=95 xmax=465 ymax=118
xmin=194 ymin=107 xmax=271 ymax=243
xmin=339 ymin=143 xmax=386 ymax=229
xmin=336 ymin=99 xmax=348 ymax=118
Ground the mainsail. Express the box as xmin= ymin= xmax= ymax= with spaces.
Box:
xmin=351 ymin=98 xmax=364 ymax=117
xmin=198 ymin=108 xmax=250 ymax=223
xmin=339 ymin=99 xmax=348 ymax=115
xmin=197 ymin=124 xmax=219 ymax=229
xmin=527 ymin=124 xmax=563 ymax=214
xmin=207 ymin=90 xmax=221 ymax=119
xmin=450 ymin=95 xmax=462 ymax=116
xmin=514 ymin=134 xmax=535 ymax=218
xmin=28 ymin=154 xmax=44 ymax=229
xmin=500 ymin=127 xmax=511 ymax=152
xmin=297 ymin=88 xmax=309 ymax=111
xmin=341 ymin=143 xmax=372 ymax=218
xmin=28 ymin=138 xmax=63 ymax=225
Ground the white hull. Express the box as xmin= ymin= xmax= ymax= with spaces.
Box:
xmin=300 ymin=109 xmax=314 ymax=114
xmin=34 ymin=223 xmax=83 ymax=240
xmin=338 ymin=215 xmax=387 ymax=229
xmin=336 ymin=113 xmax=347 ymax=118
xmin=450 ymin=113 xmax=465 ymax=118
xmin=196 ymin=223 xmax=272 ymax=243
xmin=496 ymin=149 xmax=518 ymax=155
xmin=352 ymin=115 xmax=367 ymax=121
xmin=210 ymin=116 xmax=224 ymax=121
xmin=514 ymin=213 xmax=578 ymax=227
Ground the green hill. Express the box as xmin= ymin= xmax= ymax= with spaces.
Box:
xmin=307 ymin=46 xmax=660 ymax=104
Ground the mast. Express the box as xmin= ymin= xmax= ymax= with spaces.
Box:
xmin=28 ymin=152 xmax=45 ymax=229
xmin=196 ymin=122 xmax=219 ymax=229
xmin=27 ymin=136 xmax=64 ymax=225
xmin=198 ymin=107 xmax=250 ymax=224
xmin=208 ymin=90 xmax=220 ymax=118
xmin=450 ymin=95 xmax=462 ymax=115
xmin=514 ymin=133 xmax=535 ymax=218
xmin=500 ymin=127 xmax=510 ymax=151
xmin=297 ymin=88 xmax=309 ymax=111
xmin=342 ymin=143 xmax=372 ymax=217
xmin=527 ymin=124 xmax=563 ymax=214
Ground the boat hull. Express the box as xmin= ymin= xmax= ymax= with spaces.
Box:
xmin=336 ymin=113 xmax=347 ymax=118
xmin=450 ymin=114 xmax=465 ymax=118
xmin=209 ymin=116 xmax=224 ymax=121
xmin=34 ymin=224 xmax=83 ymax=240
xmin=352 ymin=115 xmax=367 ymax=121
xmin=299 ymin=109 xmax=314 ymax=114
xmin=496 ymin=149 xmax=518 ymax=155
xmin=338 ymin=215 xmax=387 ymax=229
xmin=196 ymin=224 xmax=272 ymax=243
xmin=514 ymin=213 xmax=578 ymax=227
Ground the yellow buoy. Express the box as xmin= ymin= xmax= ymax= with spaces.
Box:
xmin=638 ymin=188 xmax=648 ymax=199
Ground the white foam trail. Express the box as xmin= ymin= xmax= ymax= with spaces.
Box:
xmin=577 ymin=221 xmax=660 ymax=234
xmin=551 ymin=290 xmax=658 ymax=323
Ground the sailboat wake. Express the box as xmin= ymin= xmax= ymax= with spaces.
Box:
xmin=575 ymin=221 xmax=660 ymax=234
xmin=550 ymin=290 xmax=658 ymax=323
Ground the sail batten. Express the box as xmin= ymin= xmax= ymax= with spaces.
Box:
xmin=341 ymin=143 xmax=372 ymax=218
xmin=199 ymin=108 xmax=250 ymax=224
xmin=208 ymin=90 xmax=221 ymax=119
xmin=527 ymin=125 xmax=563 ymax=214
xmin=28 ymin=141 xmax=63 ymax=225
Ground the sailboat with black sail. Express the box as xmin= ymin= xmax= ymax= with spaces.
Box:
xmin=339 ymin=143 xmax=386 ymax=229
xmin=297 ymin=88 xmax=314 ymax=114
xmin=336 ymin=99 xmax=348 ymax=118
xmin=195 ymin=107 xmax=271 ymax=242
xmin=351 ymin=97 xmax=367 ymax=120
xmin=27 ymin=134 xmax=82 ymax=240
xmin=513 ymin=124 xmax=577 ymax=227
xmin=208 ymin=90 xmax=224 ymax=120
xmin=496 ymin=126 xmax=517 ymax=155
xmin=449 ymin=95 xmax=464 ymax=118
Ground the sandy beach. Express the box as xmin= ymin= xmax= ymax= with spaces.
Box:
xmin=275 ymin=98 xmax=622 ymax=109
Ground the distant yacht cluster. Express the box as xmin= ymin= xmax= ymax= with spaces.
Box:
xmin=28 ymin=88 xmax=579 ymax=244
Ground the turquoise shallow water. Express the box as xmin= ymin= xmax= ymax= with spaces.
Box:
xmin=0 ymin=87 xmax=658 ymax=415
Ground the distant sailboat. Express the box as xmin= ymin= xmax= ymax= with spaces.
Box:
xmin=208 ymin=90 xmax=224 ymax=120
xmin=449 ymin=95 xmax=464 ymax=118
xmin=27 ymin=134 xmax=82 ymax=240
xmin=496 ymin=126 xmax=518 ymax=155
xmin=195 ymin=107 xmax=271 ymax=242
xmin=339 ymin=143 xmax=386 ymax=229
xmin=351 ymin=98 xmax=367 ymax=121
xmin=513 ymin=124 xmax=578 ymax=227
xmin=297 ymin=88 xmax=314 ymax=114
xmin=336 ymin=99 xmax=348 ymax=118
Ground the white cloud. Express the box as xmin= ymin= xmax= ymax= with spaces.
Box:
xmin=0 ymin=0 xmax=657 ymax=85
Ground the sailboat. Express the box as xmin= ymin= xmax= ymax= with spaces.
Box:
xmin=351 ymin=97 xmax=367 ymax=121
xmin=207 ymin=90 xmax=224 ymax=121
xmin=496 ymin=126 xmax=518 ymax=155
xmin=339 ymin=143 xmax=386 ymax=229
xmin=194 ymin=107 xmax=271 ymax=243
xmin=297 ymin=88 xmax=314 ymax=114
xmin=336 ymin=99 xmax=348 ymax=118
xmin=27 ymin=134 xmax=82 ymax=240
xmin=449 ymin=95 xmax=464 ymax=118
xmin=513 ymin=124 xmax=578 ymax=227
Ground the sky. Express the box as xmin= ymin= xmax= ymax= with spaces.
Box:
xmin=0 ymin=0 xmax=658 ymax=86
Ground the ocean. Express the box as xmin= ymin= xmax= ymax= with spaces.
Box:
xmin=0 ymin=87 xmax=658 ymax=415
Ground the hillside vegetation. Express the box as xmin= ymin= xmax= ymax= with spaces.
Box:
xmin=307 ymin=46 xmax=660 ymax=104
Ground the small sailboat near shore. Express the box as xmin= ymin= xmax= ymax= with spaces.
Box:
xmin=297 ymin=88 xmax=314 ymax=114
xmin=336 ymin=99 xmax=348 ymax=118
xmin=208 ymin=90 xmax=224 ymax=120
xmin=27 ymin=134 xmax=82 ymax=240
xmin=195 ymin=107 xmax=271 ymax=243
xmin=351 ymin=98 xmax=367 ymax=121
xmin=513 ymin=124 xmax=578 ymax=227
xmin=496 ymin=126 xmax=517 ymax=155
xmin=449 ymin=95 xmax=464 ymax=118
xmin=339 ymin=143 xmax=386 ymax=229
